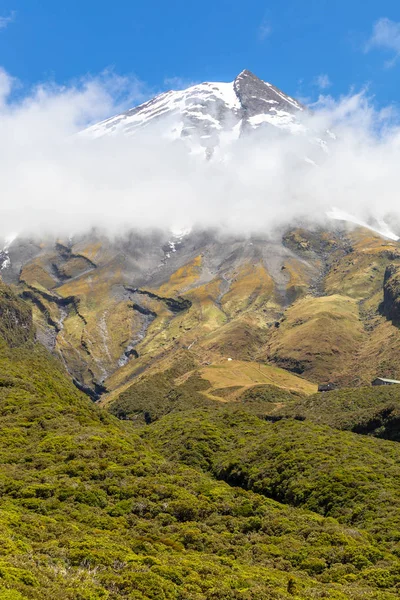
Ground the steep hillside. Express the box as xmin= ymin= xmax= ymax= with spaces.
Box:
xmin=0 ymin=282 xmax=34 ymax=347
xmin=0 ymin=287 xmax=398 ymax=598
xmin=265 ymin=294 xmax=365 ymax=382
xmin=106 ymin=352 xmax=315 ymax=424
xmin=2 ymin=222 xmax=400 ymax=404
xmin=274 ymin=386 xmax=400 ymax=441
xmin=146 ymin=407 xmax=400 ymax=553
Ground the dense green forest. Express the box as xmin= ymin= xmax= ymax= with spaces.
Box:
xmin=0 ymin=283 xmax=400 ymax=598
xmin=274 ymin=386 xmax=400 ymax=441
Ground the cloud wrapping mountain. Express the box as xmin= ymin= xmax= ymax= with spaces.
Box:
xmin=0 ymin=67 xmax=400 ymax=238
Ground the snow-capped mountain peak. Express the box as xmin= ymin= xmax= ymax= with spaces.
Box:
xmin=85 ymin=70 xmax=305 ymax=158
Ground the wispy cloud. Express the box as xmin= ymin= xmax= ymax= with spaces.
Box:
xmin=1 ymin=64 xmax=400 ymax=239
xmin=258 ymin=19 xmax=272 ymax=41
xmin=314 ymin=74 xmax=332 ymax=90
xmin=0 ymin=11 xmax=15 ymax=30
xmin=163 ymin=76 xmax=198 ymax=90
xmin=366 ymin=17 xmax=400 ymax=67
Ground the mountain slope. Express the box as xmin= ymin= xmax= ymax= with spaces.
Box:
xmin=2 ymin=72 xmax=400 ymax=401
xmin=273 ymin=385 xmax=400 ymax=441
xmin=146 ymin=407 xmax=400 ymax=552
xmin=0 ymin=286 xmax=398 ymax=598
xmin=2 ymin=223 xmax=400 ymax=404
xmin=3 ymin=67 xmax=400 ymax=600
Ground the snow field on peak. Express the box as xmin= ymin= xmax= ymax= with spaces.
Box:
xmin=86 ymin=80 xmax=241 ymax=140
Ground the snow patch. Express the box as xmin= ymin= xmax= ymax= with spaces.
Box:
xmin=328 ymin=208 xmax=400 ymax=241
xmin=248 ymin=111 xmax=306 ymax=134
xmin=163 ymin=227 xmax=191 ymax=260
xmin=1 ymin=232 xmax=17 ymax=270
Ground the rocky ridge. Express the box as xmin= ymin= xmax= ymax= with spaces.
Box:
xmin=86 ymin=70 xmax=308 ymax=158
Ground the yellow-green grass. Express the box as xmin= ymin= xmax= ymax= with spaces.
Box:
xmin=220 ymin=262 xmax=274 ymax=317
xmin=20 ymin=259 xmax=58 ymax=290
xmin=197 ymin=359 xmax=317 ymax=400
xmin=282 ymin=257 xmax=316 ymax=302
xmin=325 ymin=228 xmax=400 ymax=302
xmin=352 ymin=315 xmax=400 ymax=385
xmin=155 ymin=255 xmax=202 ymax=295
xmin=266 ymin=294 xmax=365 ymax=383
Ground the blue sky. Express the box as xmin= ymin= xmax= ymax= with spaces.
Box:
xmin=0 ymin=1 xmax=400 ymax=109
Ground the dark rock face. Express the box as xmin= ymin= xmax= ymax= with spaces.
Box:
xmin=72 ymin=378 xmax=107 ymax=401
xmin=382 ymin=264 xmax=400 ymax=324
xmin=126 ymin=288 xmax=192 ymax=314
xmin=0 ymin=283 xmax=34 ymax=347
xmin=234 ymin=70 xmax=303 ymax=118
xmin=0 ymin=238 xmax=43 ymax=285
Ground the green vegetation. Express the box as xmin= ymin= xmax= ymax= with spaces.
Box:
xmin=146 ymin=408 xmax=400 ymax=550
xmin=2 ymin=284 xmax=400 ymax=597
xmin=237 ymin=384 xmax=301 ymax=405
xmin=110 ymin=358 xmax=303 ymax=423
xmin=108 ymin=356 xmax=312 ymax=425
xmin=275 ymin=386 xmax=400 ymax=440
xmin=105 ymin=352 xmax=317 ymax=423
xmin=109 ymin=357 xmax=214 ymax=423
xmin=0 ymin=284 xmax=34 ymax=347
xmin=3 ymin=348 xmax=399 ymax=598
